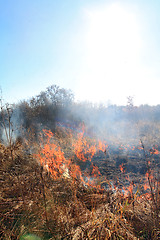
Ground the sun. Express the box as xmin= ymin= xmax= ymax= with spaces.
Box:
xmin=76 ymin=3 xmax=143 ymax=105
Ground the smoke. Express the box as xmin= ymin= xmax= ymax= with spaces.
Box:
xmin=0 ymin=104 xmax=23 ymax=145
xmin=1 ymin=85 xmax=160 ymax=156
xmin=1 ymin=86 xmax=160 ymax=192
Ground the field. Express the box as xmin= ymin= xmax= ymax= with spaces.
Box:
xmin=0 ymin=89 xmax=160 ymax=239
xmin=1 ymin=123 xmax=160 ymax=240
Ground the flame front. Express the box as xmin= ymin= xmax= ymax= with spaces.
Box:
xmin=35 ymin=128 xmax=106 ymax=187
xmin=35 ymin=128 xmax=160 ymax=199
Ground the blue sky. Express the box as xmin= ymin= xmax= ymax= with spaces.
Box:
xmin=0 ymin=0 xmax=160 ymax=105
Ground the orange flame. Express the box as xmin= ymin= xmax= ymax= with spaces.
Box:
xmin=119 ymin=163 xmax=125 ymax=173
xmin=35 ymin=128 xmax=106 ymax=187
xmin=35 ymin=128 xmax=159 ymax=200
xmin=152 ymin=148 xmax=159 ymax=155
xmin=98 ymin=140 xmax=106 ymax=152
xmin=72 ymin=131 xmax=97 ymax=162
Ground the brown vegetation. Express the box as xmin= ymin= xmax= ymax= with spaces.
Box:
xmin=1 ymin=88 xmax=160 ymax=239
xmin=1 ymin=125 xmax=160 ymax=240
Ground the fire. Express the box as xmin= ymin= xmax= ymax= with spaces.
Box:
xmin=150 ymin=147 xmax=159 ymax=155
xmin=35 ymin=127 xmax=160 ymax=203
xmin=35 ymin=128 xmax=106 ymax=187
xmin=143 ymin=183 xmax=149 ymax=191
xmin=119 ymin=163 xmax=125 ymax=173
xmin=72 ymin=128 xmax=98 ymax=163
xmin=35 ymin=130 xmax=67 ymax=178
xmin=91 ymin=165 xmax=101 ymax=177
xmin=98 ymin=140 xmax=106 ymax=152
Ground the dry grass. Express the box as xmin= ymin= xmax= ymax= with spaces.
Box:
xmin=0 ymin=138 xmax=160 ymax=240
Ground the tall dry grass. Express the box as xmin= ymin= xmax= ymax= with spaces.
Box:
xmin=0 ymin=124 xmax=160 ymax=239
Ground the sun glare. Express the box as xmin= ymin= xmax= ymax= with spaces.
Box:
xmin=77 ymin=3 xmax=143 ymax=105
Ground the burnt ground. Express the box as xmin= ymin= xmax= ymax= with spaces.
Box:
xmin=91 ymin=144 xmax=160 ymax=193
